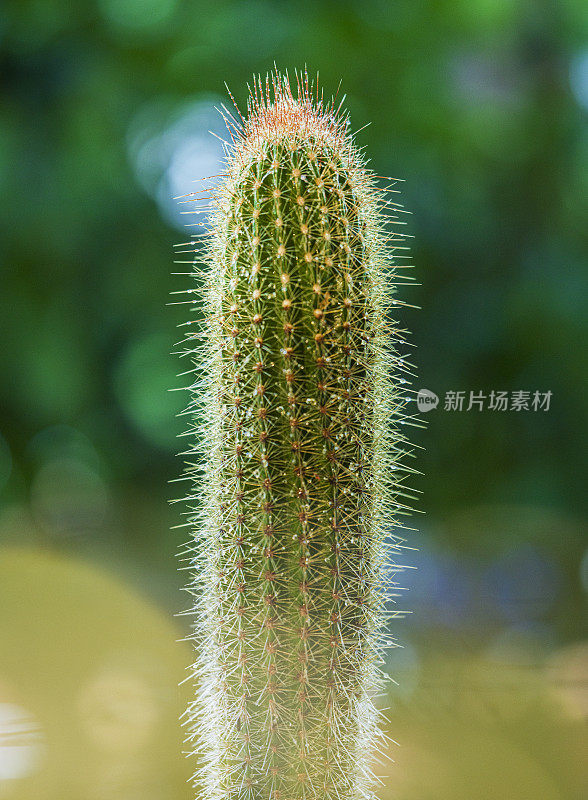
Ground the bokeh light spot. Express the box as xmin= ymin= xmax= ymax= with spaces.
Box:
xmin=0 ymin=703 xmax=44 ymax=782
xmin=570 ymin=50 xmax=588 ymax=111
xmin=78 ymin=668 xmax=157 ymax=753
xmin=30 ymin=458 xmax=111 ymax=538
xmin=113 ymin=331 xmax=183 ymax=450
xmin=27 ymin=425 xmax=102 ymax=473
xmin=99 ymin=0 xmax=178 ymax=33
xmin=127 ymin=97 xmax=226 ymax=233
xmin=545 ymin=641 xmax=588 ymax=721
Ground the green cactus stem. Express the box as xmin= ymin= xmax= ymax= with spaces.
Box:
xmin=177 ymin=71 xmax=417 ymax=800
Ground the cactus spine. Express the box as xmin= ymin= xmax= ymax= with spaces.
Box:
xmin=179 ymin=71 xmax=415 ymax=800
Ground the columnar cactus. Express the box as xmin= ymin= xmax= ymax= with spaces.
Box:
xmin=178 ymin=71 xmax=415 ymax=800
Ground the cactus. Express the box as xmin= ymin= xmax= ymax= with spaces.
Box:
xmin=177 ymin=71 xmax=416 ymax=800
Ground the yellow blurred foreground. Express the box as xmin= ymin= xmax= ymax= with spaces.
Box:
xmin=0 ymin=547 xmax=192 ymax=799
xmin=0 ymin=547 xmax=585 ymax=799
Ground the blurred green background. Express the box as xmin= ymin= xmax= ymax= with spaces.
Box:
xmin=1 ymin=1 xmax=587 ymax=798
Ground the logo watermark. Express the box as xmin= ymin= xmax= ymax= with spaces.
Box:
xmin=415 ymin=389 xmax=552 ymax=413
xmin=416 ymin=389 xmax=439 ymax=413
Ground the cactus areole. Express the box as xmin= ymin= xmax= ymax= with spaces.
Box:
xmin=179 ymin=71 xmax=416 ymax=800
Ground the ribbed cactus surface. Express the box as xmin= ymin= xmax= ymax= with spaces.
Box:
xmin=178 ymin=72 xmax=415 ymax=800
